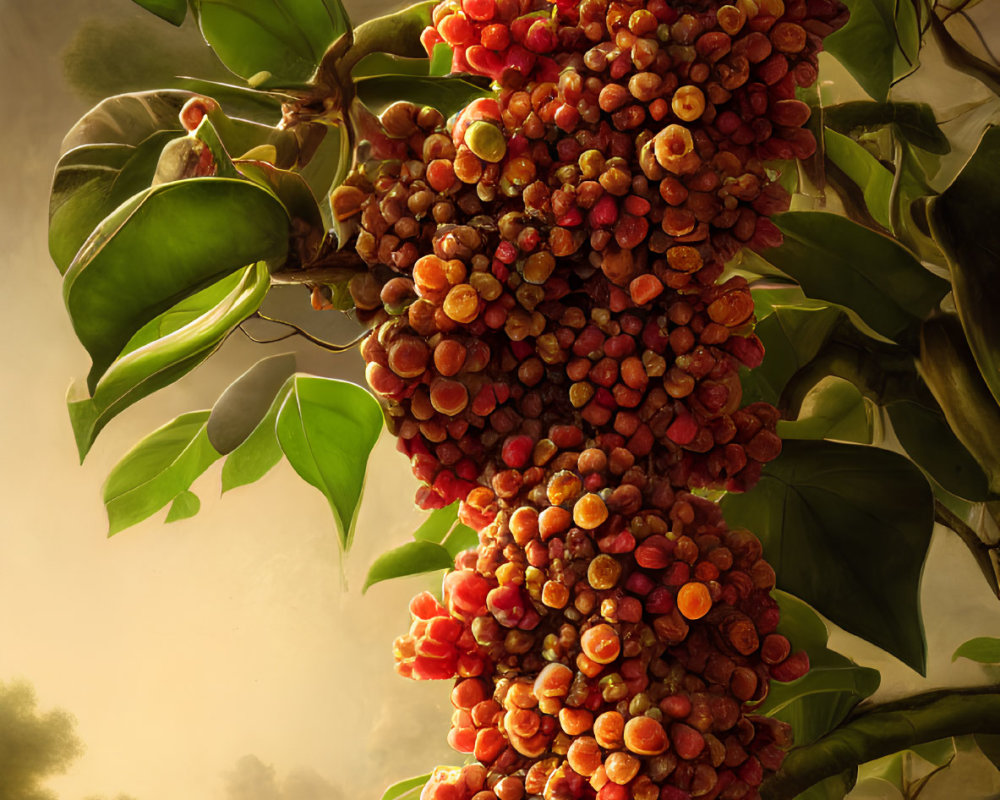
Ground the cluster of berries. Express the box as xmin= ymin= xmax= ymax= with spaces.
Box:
xmin=327 ymin=0 xmax=847 ymax=797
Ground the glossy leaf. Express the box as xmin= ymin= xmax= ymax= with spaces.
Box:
xmin=765 ymin=212 xmax=949 ymax=342
xmin=363 ymin=540 xmax=455 ymax=593
xmin=379 ymin=774 xmax=430 ymax=800
xmin=165 ymin=491 xmax=200 ymax=522
xmin=351 ymin=52 xmax=431 ymax=78
xmin=721 ymin=439 xmax=933 ymax=674
xmin=429 ymin=43 xmax=453 ymax=76
xmin=824 ymin=127 xmax=893 ymax=229
xmin=823 ymin=101 xmax=950 ymax=154
xmin=235 ymin=160 xmax=325 ymax=256
xmin=194 ymin=0 xmax=351 ymax=88
xmin=887 ymin=400 xmax=991 ymax=502
xmin=103 ymin=411 xmax=221 ymax=535
xmin=60 ymin=90 xmax=193 ymax=153
xmin=174 ymin=77 xmax=286 ymax=123
xmin=63 ymin=177 xmax=290 ymax=390
xmin=928 ymin=125 xmax=1000 ymax=408
xmin=221 ymin=381 xmax=292 ymax=494
xmin=68 ymin=263 xmax=270 ymax=460
xmin=919 ymin=316 xmax=1000 ymax=495
xmin=208 ymin=353 xmax=297 ymax=454
xmin=952 ymin=637 xmax=1000 ymax=664
xmin=823 ymin=0 xmax=920 ymax=102
xmin=207 ymin=107 xmax=298 ymax=167
xmin=777 ymin=377 xmax=873 ymax=444
xmin=761 ymin=592 xmax=881 ymax=746
xmin=130 ymin=0 xmax=187 ymax=25
xmin=275 ymin=376 xmax=383 ymax=550
xmin=412 ymin=503 xmax=460 ymax=544
xmin=355 ymin=75 xmax=491 ymax=118
xmin=739 ymin=303 xmax=843 ymax=406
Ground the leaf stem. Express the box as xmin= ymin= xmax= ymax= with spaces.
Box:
xmin=247 ymin=312 xmax=370 ymax=353
xmin=761 ymin=687 xmax=1000 ymax=800
xmin=934 ymin=499 xmax=1000 ymax=598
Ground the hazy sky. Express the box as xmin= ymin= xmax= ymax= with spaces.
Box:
xmin=1 ymin=2 xmax=999 ymax=800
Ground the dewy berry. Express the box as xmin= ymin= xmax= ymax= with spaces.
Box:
xmin=328 ymin=0 xmax=847 ymax=797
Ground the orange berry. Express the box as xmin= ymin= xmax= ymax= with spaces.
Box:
xmin=580 ymin=623 xmax=621 ymax=665
xmin=677 ymin=581 xmax=713 ymax=620
xmin=573 ymin=493 xmax=609 ymax=530
xmin=623 ymin=716 xmax=669 ymax=756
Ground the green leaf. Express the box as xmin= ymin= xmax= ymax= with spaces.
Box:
xmin=68 ymin=263 xmax=270 ymax=460
xmin=130 ymin=0 xmax=187 ymax=25
xmin=765 ymin=212 xmax=949 ymax=342
xmin=174 ymin=77 xmax=285 ymax=123
xmin=412 ymin=503 xmax=460 ymax=544
xmin=351 ymin=52 xmax=431 ymax=78
xmin=49 ymin=90 xmax=198 ymax=272
xmin=63 ymin=177 xmax=290 ymax=391
xmin=952 ymin=637 xmax=1000 ymax=664
xmin=761 ymin=592 xmax=881 ymax=747
xmin=887 ymin=400 xmax=991 ymax=502
xmin=355 ymin=75 xmax=491 ymax=118
xmin=824 ymin=127 xmax=894 ymax=229
xmin=379 ymin=774 xmax=430 ymax=800
xmin=928 ymin=126 xmax=1000 ymax=409
xmin=165 ymin=491 xmax=200 ymax=522
xmin=364 ymin=540 xmax=454 ymax=593
xmin=275 ymin=376 xmax=383 ymax=550
xmin=823 ymin=102 xmax=950 ymax=155
xmin=721 ymin=440 xmax=933 ymax=674
xmin=823 ymin=0 xmax=920 ymax=102
xmin=429 ymin=43 xmax=453 ymax=76
xmin=740 ymin=303 xmax=843 ymax=406
xmin=221 ymin=381 xmax=292 ymax=493
xmin=208 ymin=353 xmax=297 ymax=454
xmin=443 ymin=524 xmax=479 ymax=558
xmin=235 ymin=160 xmax=325 ymax=257
xmin=103 ymin=411 xmax=221 ymax=535
xmin=194 ymin=0 xmax=351 ymax=88
xmin=777 ymin=377 xmax=874 ymax=444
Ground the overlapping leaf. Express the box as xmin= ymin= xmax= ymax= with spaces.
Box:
xmin=275 ymin=376 xmax=383 ymax=550
xmin=193 ymin=0 xmax=352 ymax=87
xmin=952 ymin=637 xmax=1000 ymax=664
xmin=777 ymin=377 xmax=874 ymax=444
xmin=63 ymin=177 xmax=290 ymax=390
xmin=103 ymin=411 xmax=221 ymax=534
xmin=207 ymin=353 xmax=298 ymax=454
xmin=721 ymin=439 xmax=933 ymax=674
xmin=68 ymin=263 xmax=270 ymax=460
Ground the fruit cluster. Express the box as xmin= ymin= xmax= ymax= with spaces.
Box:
xmin=328 ymin=0 xmax=846 ymax=797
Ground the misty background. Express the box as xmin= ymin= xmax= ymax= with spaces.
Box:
xmin=0 ymin=1 xmax=999 ymax=799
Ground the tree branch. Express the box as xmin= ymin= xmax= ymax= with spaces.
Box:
xmin=928 ymin=10 xmax=1000 ymax=96
xmin=762 ymin=688 xmax=1000 ymax=800
xmin=934 ymin=499 xmax=1000 ymax=598
xmin=248 ymin=312 xmax=370 ymax=352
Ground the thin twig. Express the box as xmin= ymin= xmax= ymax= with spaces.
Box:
xmin=248 ymin=312 xmax=371 ymax=353
xmin=934 ymin=499 xmax=1000 ymax=598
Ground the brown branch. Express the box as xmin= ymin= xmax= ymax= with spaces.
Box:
xmin=928 ymin=9 xmax=1000 ymax=96
xmin=249 ymin=312 xmax=370 ymax=353
xmin=934 ymin=499 xmax=1000 ymax=599
xmin=270 ymin=250 xmax=367 ymax=285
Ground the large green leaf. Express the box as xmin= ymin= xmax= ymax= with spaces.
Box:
xmin=355 ymin=75 xmax=491 ymax=118
xmin=777 ymin=377 xmax=874 ymax=444
xmin=952 ymin=637 xmax=1000 ymax=664
xmin=103 ymin=411 xmax=221 ymax=535
xmin=193 ymin=0 xmax=351 ymax=88
xmin=364 ymin=540 xmax=455 ymax=593
xmin=165 ymin=490 xmax=200 ymax=522
xmin=275 ymin=376 xmax=383 ymax=550
xmin=68 ymin=263 xmax=270 ymax=460
xmin=823 ymin=0 xmax=920 ymax=102
xmin=824 ymin=128 xmax=894 ymax=230
xmin=379 ymin=774 xmax=431 ymax=800
xmin=131 ymin=0 xmax=187 ymax=25
xmin=928 ymin=126 xmax=1000 ymax=408
xmin=49 ymin=90 xmax=198 ymax=272
xmin=823 ymin=101 xmax=950 ymax=155
xmin=208 ymin=353 xmax=297 ymax=454
xmin=221 ymin=380 xmax=292 ymax=494
xmin=764 ymin=212 xmax=949 ymax=342
xmin=761 ymin=592 xmax=881 ymax=747
xmin=887 ymin=400 xmax=991 ymax=502
xmin=740 ymin=303 xmax=843 ymax=406
xmin=63 ymin=177 xmax=290 ymax=391
xmin=721 ymin=440 xmax=933 ymax=674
